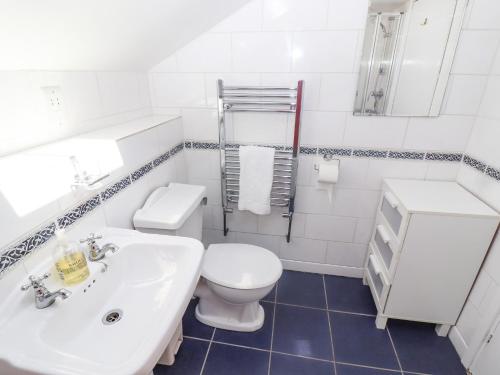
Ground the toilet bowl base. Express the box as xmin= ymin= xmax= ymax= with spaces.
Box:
xmin=195 ymin=302 xmax=265 ymax=332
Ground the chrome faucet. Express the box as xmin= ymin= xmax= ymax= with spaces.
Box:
xmin=21 ymin=273 xmax=71 ymax=309
xmin=80 ymin=233 xmax=119 ymax=262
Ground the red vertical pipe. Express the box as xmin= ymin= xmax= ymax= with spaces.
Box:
xmin=292 ymin=80 xmax=304 ymax=157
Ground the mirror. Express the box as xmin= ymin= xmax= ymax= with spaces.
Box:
xmin=354 ymin=0 xmax=467 ymax=117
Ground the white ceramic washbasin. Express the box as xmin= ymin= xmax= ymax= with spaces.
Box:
xmin=0 ymin=228 xmax=204 ymax=375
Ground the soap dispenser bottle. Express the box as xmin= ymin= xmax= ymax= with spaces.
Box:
xmin=53 ymin=229 xmax=90 ymax=285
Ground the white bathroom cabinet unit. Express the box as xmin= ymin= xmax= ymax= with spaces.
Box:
xmin=364 ymin=179 xmax=499 ymax=336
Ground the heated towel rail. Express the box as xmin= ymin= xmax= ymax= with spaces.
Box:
xmin=217 ymin=79 xmax=304 ymax=242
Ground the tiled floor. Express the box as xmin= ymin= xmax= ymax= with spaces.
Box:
xmin=154 ymin=270 xmax=465 ymax=375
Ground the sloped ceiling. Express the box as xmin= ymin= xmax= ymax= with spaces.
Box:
xmin=0 ymin=0 xmax=249 ymax=71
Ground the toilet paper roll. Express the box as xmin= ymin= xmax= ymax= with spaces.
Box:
xmin=317 ymin=161 xmax=339 ymax=183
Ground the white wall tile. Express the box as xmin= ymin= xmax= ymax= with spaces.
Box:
xmin=491 ymin=47 xmax=500 ymax=75
xmin=331 ymin=188 xmax=380 ymax=218
xmin=335 ymin=158 xmax=370 ymax=188
xmin=181 ymin=108 xmax=219 ymax=141
xmin=97 ymin=72 xmax=145 ymax=115
xmin=227 ymin=210 xmax=259 ymax=233
xmin=292 ymin=31 xmax=358 ymax=72
xmin=425 ymin=162 xmax=460 ymax=181
xmin=456 ymin=303 xmax=481 ymax=344
xmin=354 ymin=217 xmax=374 ymax=245
xmin=295 ymin=186 xmax=335 ymax=214
xmin=326 ymin=242 xmax=368 ymax=267
xmin=304 ymin=214 xmax=356 ymax=242
xmin=156 ymin=117 xmax=184 ymax=151
xmin=465 ymin=0 xmax=500 ymax=30
xmin=151 ymin=55 xmax=178 ymax=72
xmin=364 ymin=160 xmax=429 ymax=190
xmin=210 ymin=0 xmax=263 ymax=33
xmin=299 ymin=111 xmax=346 ymax=145
xmin=184 ymin=150 xmax=220 ymax=180
xmin=150 ymin=73 xmax=206 ymax=107
xmin=235 ymin=232 xmax=282 ymax=256
xmin=343 ymin=115 xmax=408 ymax=149
xmin=318 ymin=73 xmax=358 ymax=111
xmin=177 ymin=33 xmax=232 ymax=73
xmin=257 ymin=210 xmax=305 ymax=237
xmin=465 ymin=117 xmax=500 ymax=164
xmin=404 ymin=116 xmax=474 ymax=152
xmin=232 ymin=112 xmax=289 ymax=144
xmin=452 ymin=30 xmax=500 ymax=74
xmin=232 ymin=32 xmax=293 ymax=72
xmin=479 ymin=75 xmax=500 ymax=120
xmin=442 ymin=75 xmax=488 ymax=116
xmin=327 ymin=0 xmax=369 ymax=30
xmin=280 ymin=236 xmax=327 ymax=263
xmin=262 ymin=0 xmax=328 ymax=31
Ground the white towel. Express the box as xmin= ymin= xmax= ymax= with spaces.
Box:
xmin=238 ymin=145 xmax=275 ymax=215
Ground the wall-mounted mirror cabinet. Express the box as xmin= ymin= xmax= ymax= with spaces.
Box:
xmin=354 ymin=0 xmax=468 ymax=117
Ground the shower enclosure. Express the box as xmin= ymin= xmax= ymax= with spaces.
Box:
xmin=354 ymin=13 xmax=403 ymax=115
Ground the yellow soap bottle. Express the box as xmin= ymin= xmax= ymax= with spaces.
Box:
xmin=53 ymin=229 xmax=89 ymax=285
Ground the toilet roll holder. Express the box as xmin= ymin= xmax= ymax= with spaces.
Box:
xmin=313 ymin=153 xmax=340 ymax=172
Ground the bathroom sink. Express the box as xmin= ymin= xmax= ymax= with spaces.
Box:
xmin=0 ymin=228 xmax=204 ymax=375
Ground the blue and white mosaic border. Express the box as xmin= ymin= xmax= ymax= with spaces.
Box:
xmin=184 ymin=140 xmax=500 ymax=183
xmin=0 ymin=142 xmax=185 ymax=277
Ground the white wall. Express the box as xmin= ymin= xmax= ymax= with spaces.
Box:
xmin=149 ymin=0 xmax=481 ymax=276
xmin=0 ymin=71 xmax=152 ymax=156
xmin=0 ymin=116 xmax=186 ymax=281
xmin=448 ymin=0 xmax=500 ymax=367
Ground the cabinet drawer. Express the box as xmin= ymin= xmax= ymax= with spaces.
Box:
xmin=365 ymin=249 xmax=390 ymax=311
xmin=372 ymin=223 xmax=397 ymax=278
xmin=380 ymin=191 xmax=404 ymax=237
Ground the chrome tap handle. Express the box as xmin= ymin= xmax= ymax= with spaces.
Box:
xmin=79 ymin=233 xmax=102 ymax=244
xmin=21 ymin=273 xmax=50 ymax=291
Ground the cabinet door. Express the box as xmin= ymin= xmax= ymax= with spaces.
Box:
xmin=385 ymin=213 xmax=498 ymax=323
xmin=471 ymin=316 xmax=500 ymax=375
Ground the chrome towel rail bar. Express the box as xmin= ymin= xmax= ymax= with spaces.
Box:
xmin=217 ymin=79 xmax=304 ymax=242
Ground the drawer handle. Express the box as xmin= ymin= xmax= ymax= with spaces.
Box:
xmin=369 ymin=254 xmax=382 ymax=275
xmin=384 ymin=192 xmax=399 ymax=208
xmin=376 ymin=225 xmax=391 ymax=244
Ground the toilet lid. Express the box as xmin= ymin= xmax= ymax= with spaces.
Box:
xmin=202 ymin=243 xmax=283 ymax=290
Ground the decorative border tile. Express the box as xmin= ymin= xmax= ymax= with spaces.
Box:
xmin=184 ymin=141 xmax=192 ymax=149
xmin=192 ymin=141 xmax=218 ymax=150
xmin=388 ymin=151 xmax=425 ymax=160
xmin=299 ymin=146 xmax=318 ymax=155
xmin=100 ymin=176 xmax=132 ymax=202
xmin=318 ymin=147 xmax=352 ymax=157
xmin=131 ymin=162 xmax=153 ymax=182
xmin=425 ymin=152 xmax=462 ymax=162
xmin=463 ymin=155 xmax=486 ymax=172
xmin=353 ymin=149 xmax=387 ymax=158
xmin=0 ymin=141 xmax=186 ymax=278
xmin=486 ymin=166 xmax=500 ymax=181
xmin=57 ymin=195 xmax=101 ymax=229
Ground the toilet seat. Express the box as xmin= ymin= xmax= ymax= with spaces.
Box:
xmin=202 ymin=243 xmax=282 ymax=290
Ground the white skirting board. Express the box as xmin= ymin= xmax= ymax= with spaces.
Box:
xmin=449 ymin=326 xmax=469 ymax=367
xmin=281 ymin=259 xmax=363 ymax=278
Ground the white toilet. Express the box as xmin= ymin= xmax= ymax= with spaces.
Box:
xmin=133 ymin=183 xmax=282 ymax=332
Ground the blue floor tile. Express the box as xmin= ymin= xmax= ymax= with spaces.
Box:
xmin=277 ymin=270 xmax=326 ymax=308
xmin=324 ymin=275 xmax=377 ymax=314
xmin=270 ymin=353 xmax=333 ymax=375
xmin=153 ymin=338 xmax=208 ymax=375
xmin=331 ymin=312 xmax=399 ymax=370
xmin=262 ymin=284 xmax=276 ymax=302
xmin=388 ymin=319 xmax=465 ymax=375
xmin=203 ymin=343 xmax=269 ymax=375
xmin=183 ymin=298 xmax=214 ymax=340
xmin=273 ymin=304 xmax=333 ymax=361
xmin=336 ymin=363 xmax=399 ymax=375
xmin=214 ymin=301 xmax=274 ymax=350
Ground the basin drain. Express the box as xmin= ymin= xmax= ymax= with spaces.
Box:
xmin=102 ymin=309 xmax=123 ymax=325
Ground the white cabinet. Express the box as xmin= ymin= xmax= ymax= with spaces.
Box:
xmin=364 ymin=179 xmax=500 ymax=336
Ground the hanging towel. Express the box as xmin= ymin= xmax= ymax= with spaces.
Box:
xmin=238 ymin=145 xmax=275 ymax=215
